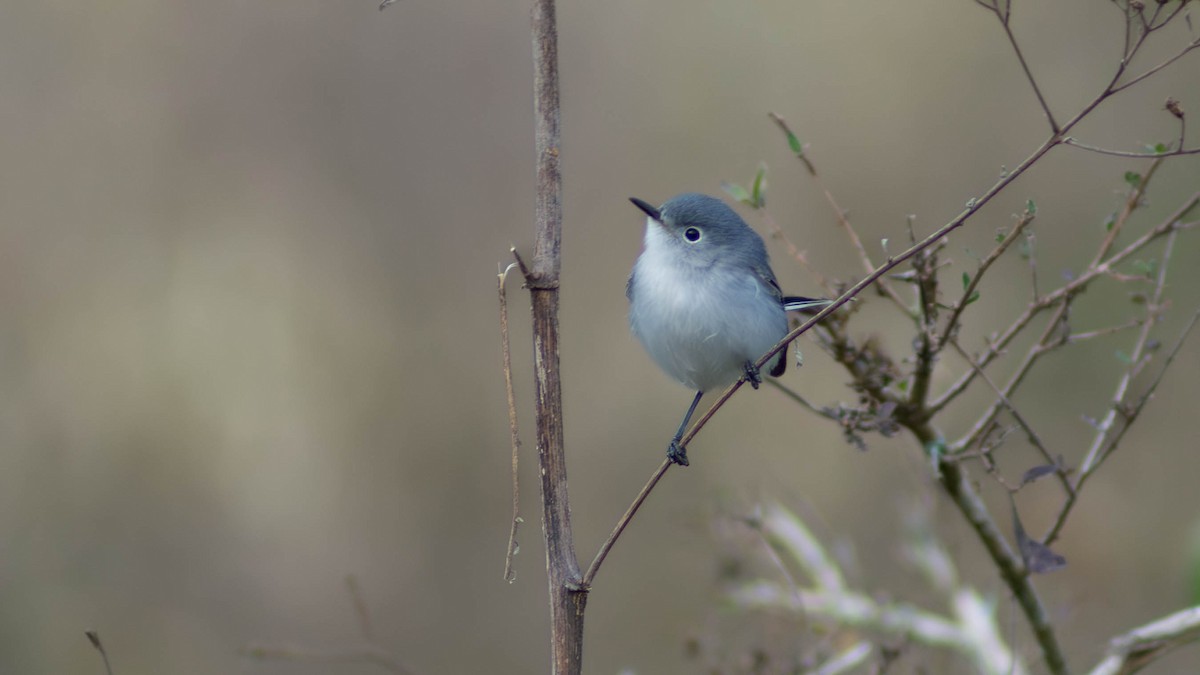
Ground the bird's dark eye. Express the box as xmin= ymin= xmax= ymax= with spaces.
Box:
xmin=684 ymin=227 xmax=701 ymax=242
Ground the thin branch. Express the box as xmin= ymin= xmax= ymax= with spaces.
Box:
xmin=1090 ymin=157 xmax=1162 ymax=270
xmin=1110 ymin=37 xmax=1200 ymax=94
xmin=761 ymin=209 xmax=835 ymax=294
xmin=937 ymin=207 xmax=1036 ymax=354
xmin=1062 ymin=318 xmax=1145 ymax=344
xmin=1063 ymin=137 xmax=1200 ymax=158
xmin=85 ymin=631 xmax=115 ymax=675
xmin=994 ymin=7 xmax=1060 ymax=132
xmin=1079 ymin=228 xmax=1176 ymax=476
xmin=768 ymin=112 xmax=913 ymax=317
xmin=498 ymin=263 xmax=523 ymax=583
xmin=1043 ymin=232 xmax=1187 ymax=546
xmin=765 ymin=378 xmax=839 ymax=420
xmin=948 ymin=339 xmax=1073 ymax=497
xmin=1044 ymin=305 xmax=1197 ymax=544
xmin=949 ymin=302 xmax=1070 ymax=454
xmin=907 ymin=238 xmax=943 ymax=411
xmin=931 ymin=185 xmax=1197 ymax=416
xmin=947 ymin=183 xmax=1190 ymax=452
xmin=1027 ymin=230 xmax=1040 ymax=301
xmin=1088 ymin=605 xmax=1200 ymax=675
xmin=1095 ymin=311 xmax=1199 ymax=472
xmin=582 ymin=460 xmax=671 ymax=586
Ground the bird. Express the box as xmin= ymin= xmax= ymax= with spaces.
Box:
xmin=627 ymin=193 xmax=830 ymax=466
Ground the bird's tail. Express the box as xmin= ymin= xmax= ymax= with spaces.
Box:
xmin=782 ymin=296 xmax=834 ymax=314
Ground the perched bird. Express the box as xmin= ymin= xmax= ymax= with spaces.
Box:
xmin=627 ymin=193 xmax=830 ymax=466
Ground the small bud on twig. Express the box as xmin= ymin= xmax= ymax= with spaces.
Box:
xmin=1165 ymin=97 xmax=1184 ymax=120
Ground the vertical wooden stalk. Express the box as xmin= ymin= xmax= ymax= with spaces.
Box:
xmin=529 ymin=1 xmax=587 ymax=673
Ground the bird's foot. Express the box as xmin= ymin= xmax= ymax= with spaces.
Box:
xmin=743 ymin=361 xmax=762 ymax=389
xmin=667 ymin=439 xmax=690 ymax=467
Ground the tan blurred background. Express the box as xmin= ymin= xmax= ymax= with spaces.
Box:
xmin=2 ymin=0 xmax=1199 ymax=673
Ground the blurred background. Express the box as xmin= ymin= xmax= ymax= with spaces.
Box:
xmin=2 ymin=0 xmax=1198 ymax=673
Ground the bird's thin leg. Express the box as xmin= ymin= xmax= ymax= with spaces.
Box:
xmin=667 ymin=390 xmax=704 ymax=466
xmin=742 ymin=361 xmax=762 ymax=389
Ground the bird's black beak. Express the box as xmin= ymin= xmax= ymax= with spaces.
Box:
xmin=629 ymin=197 xmax=661 ymax=222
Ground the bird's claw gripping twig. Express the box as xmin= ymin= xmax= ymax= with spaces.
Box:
xmin=743 ymin=361 xmax=762 ymax=389
xmin=667 ymin=439 xmax=690 ymax=466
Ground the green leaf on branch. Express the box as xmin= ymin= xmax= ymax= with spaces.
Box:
xmin=1124 ymin=171 xmax=1142 ymax=188
xmin=785 ymin=129 xmax=804 ymax=156
xmin=1026 ymin=199 xmax=1037 ymax=215
xmin=751 ymin=165 xmax=768 ymax=208
xmin=721 ymin=181 xmax=753 ymax=206
xmin=1132 ymin=259 xmax=1157 ymax=276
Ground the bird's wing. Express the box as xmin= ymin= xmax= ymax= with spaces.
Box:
xmin=754 ymin=264 xmax=785 ymax=302
xmin=753 ymin=265 xmax=789 ymax=378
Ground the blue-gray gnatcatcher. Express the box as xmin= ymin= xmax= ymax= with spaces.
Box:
xmin=627 ymin=193 xmax=830 ymax=466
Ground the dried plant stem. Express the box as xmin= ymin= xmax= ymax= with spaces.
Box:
xmin=498 ymin=263 xmax=523 ymax=583
xmin=523 ymin=1 xmax=586 ymax=673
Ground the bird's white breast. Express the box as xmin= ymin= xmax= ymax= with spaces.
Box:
xmin=629 ymin=222 xmax=787 ymax=392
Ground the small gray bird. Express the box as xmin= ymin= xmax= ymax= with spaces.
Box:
xmin=627 ymin=193 xmax=830 ymax=466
